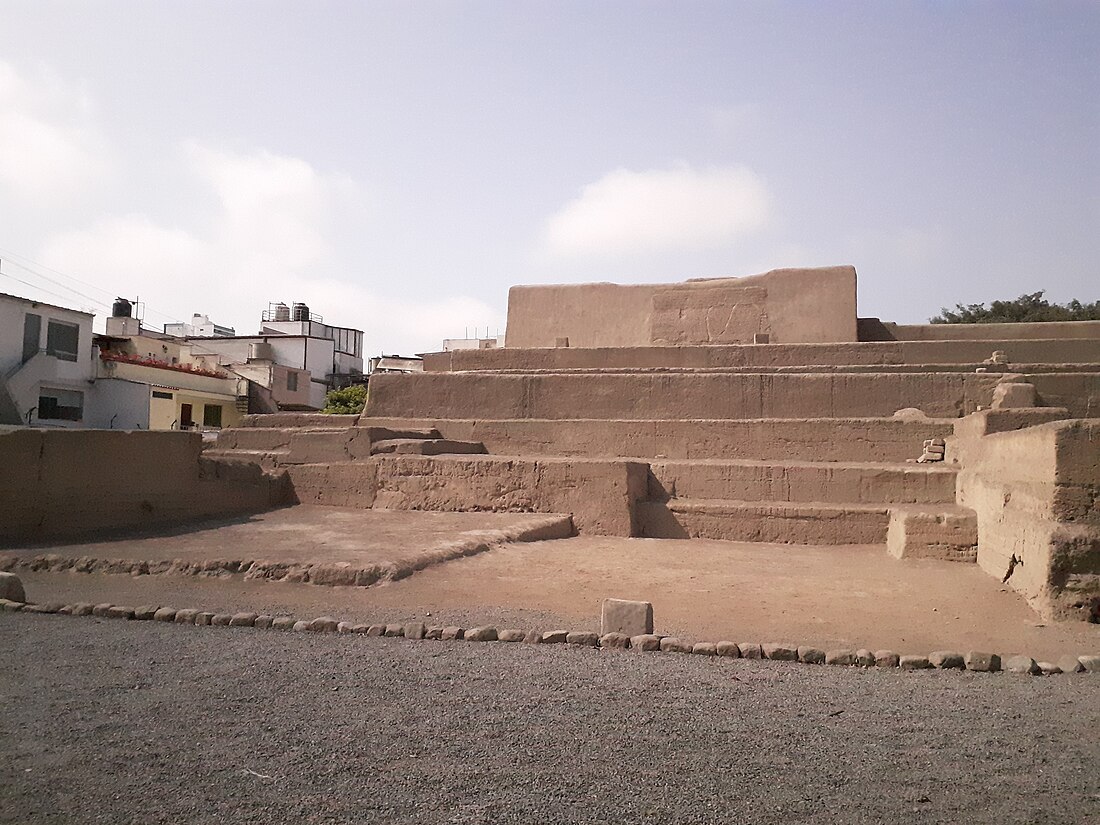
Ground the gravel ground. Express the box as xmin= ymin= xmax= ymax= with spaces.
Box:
xmin=2 ymin=614 xmax=1099 ymax=825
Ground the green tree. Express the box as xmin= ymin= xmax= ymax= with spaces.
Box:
xmin=930 ymin=291 xmax=1100 ymax=324
xmin=322 ymin=384 xmax=367 ymax=414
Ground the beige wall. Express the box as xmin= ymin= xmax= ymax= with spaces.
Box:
xmin=954 ymin=418 xmax=1099 ymax=621
xmin=0 ymin=428 xmax=288 ymax=545
xmin=505 ymin=266 xmax=858 ymax=348
xmin=883 ymin=320 xmax=1100 ymax=341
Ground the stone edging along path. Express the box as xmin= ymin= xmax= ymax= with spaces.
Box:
xmin=3 ymin=597 xmax=1098 ymax=678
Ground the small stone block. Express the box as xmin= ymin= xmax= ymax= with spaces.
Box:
xmin=739 ymin=643 xmax=762 ymax=659
xmin=465 ymin=627 xmax=498 ymax=642
xmin=292 ymin=620 xmax=310 ymax=632
xmin=855 ymin=649 xmax=875 ymax=667
xmin=630 ymin=634 xmax=661 ymax=651
xmin=522 ymin=630 xmax=542 ymax=644
xmin=599 ymin=632 xmax=630 ymax=649
xmin=1038 ymin=662 xmax=1062 ymax=675
xmin=92 ymin=603 xmax=113 ymax=617
xmin=0 ymin=572 xmax=25 ymax=602
xmin=134 ymin=605 xmax=158 ymax=621
xmin=1055 ymin=655 xmax=1084 ymax=674
xmin=600 ymin=599 xmax=654 ymax=637
xmin=254 ymin=615 xmax=274 ymax=630
xmin=404 ymin=622 xmax=427 ymax=640
xmin=107 ymin=606 xmax=135 ymax=620
xmin=825 ymin=650 xmax=857 ymax=666
xmin=659 ymin=637 xmax=692 ymax=654
xmin=440 ymin=626 xmax=464 ymax=640
xmin=929 ymin=651 xmax=965 ymax=669
xmin=425 ymin=626 xmax=443 ymax=640
xmin=899 ymin=655 xmax=932 ymax=670
xmin=874 ymin=650 xmax=899 ymax=668
xmin=716 ymin=641 xmax=741 ymax=658
xmin=0 ymin=600 xmax=25 ymax=612
xmin=57 ymin=605 xmax=74 ymax=615
xmin=153 ymin=607 xmax=177 ymax=622
xmin=541 ymin=630 xmax=569 ymax=644
xmin=384 ymin=623 xmax=404 ymax=637
xmin=1004 ymin=655 xmax=1040 ymax=675
xmin=964 ymin=651 xmax=1001 ymax=672
xmin=1079 ymin=655 xmax=1100 ymax=673
xmin=366 ymin=624 xmax=387 ymax=637
xmin=229 ymin=612 xmax=258 ymax=628
xmin=271 ymin=616 xmax=296 ymax=630
xmin=195 ymin=612 xmax=214 ymax=626
xmin=761 ymin=644 xmax=797 ymax=661
xmin=337 ymin=622 xmax=356 ymax=634
xmin=567 ymin=631 xmax=599 ymax=647
xmin=72 ymin=603 xmax=95 ymax=616
xmin=798 ymin=647 xmax=825 ymax=664
xmin=310 ymin=617 xmax=340 ymax=633
xmin=692 ymin=642 xmax=717 ymax=656
xmin=211 ymin=613 xmax=233 ymax=626
xmin=173 ymin=608 xmax=199 ymax=624
xmin=497 ymin=629 xmax=525 ymax=642
xmin=352 ymin=624 xmax=370 ymax=634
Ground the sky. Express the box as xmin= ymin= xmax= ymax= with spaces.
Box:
xmin=0 ymin=1 xmax=1096 ymax=355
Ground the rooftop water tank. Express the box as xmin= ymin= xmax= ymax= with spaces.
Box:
xmin=273 ymin=302 xmax=290 ymax=322
xmin=292 ymin=302 xmax=310 ymax=322
xmin=112 ymin=297 xmax=133 ymax=318
xmin=248 ymin=342 xmax=275 ymax=361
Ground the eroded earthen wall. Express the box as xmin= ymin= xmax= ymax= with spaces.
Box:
xmin=0 ymin=429 xmax=288 ymax=545
xmin=505 ymin=266 xmax=857 ymax=348
xmin=955 ymin=419 xmax=1100 ymax=621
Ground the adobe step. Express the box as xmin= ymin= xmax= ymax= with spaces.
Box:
xmin=648 ymin=459 xmax=957 ymax=505
xmin=636 ymin=498 xmax=897 ymax=545
xmin=370 ymin=438 xmax=487 ymax=456
xmin=214 ymin=426 xmax=354 ymax=452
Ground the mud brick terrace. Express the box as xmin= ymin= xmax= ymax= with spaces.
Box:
xmin=2 ymin=264 xmax=1098 ymax=663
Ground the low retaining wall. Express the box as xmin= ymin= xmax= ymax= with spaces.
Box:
xmin=287 ymin=455 xmax=648 ymax=536
xmin=0 ymin=429 xmax=289 ymax=546
xmin=955 ymin=418 xmax=1100 ymax=621
xmin=365 ymin=371 xmax=1003 ymax=420
xmin=423 ymin=338 xmax=1100 ymax=373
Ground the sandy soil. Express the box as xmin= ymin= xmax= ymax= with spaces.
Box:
xmin=12 ymin=527 xmax=1099 ymax=659
xmin=3 ymin=506 xmax=567 ymax=565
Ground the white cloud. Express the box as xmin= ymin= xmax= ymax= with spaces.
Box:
xmin=0 ymin=61 xmax=108 ymax=205
xmin=37 ymin=141 xmax=502 ymax=354
xmin=543 ymin=163 xmax=773 ymax=257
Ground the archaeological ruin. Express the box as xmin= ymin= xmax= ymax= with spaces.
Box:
xmin=2 ymin=265 xmax=1099 ymax=629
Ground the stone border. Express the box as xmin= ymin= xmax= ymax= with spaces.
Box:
xmin=3 ymin=597 xmax=1097 ymax=677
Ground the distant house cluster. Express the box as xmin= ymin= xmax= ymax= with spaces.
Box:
xmin=0 ymin=293 xmax=367 ymax=431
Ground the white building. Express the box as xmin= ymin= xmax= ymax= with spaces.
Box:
xmin=0 ymin=293 xmax=95 ymax=427
xmin=164 ymin=313 xmax=236 ymax=338
xmin=181 ymin=303 xmax=365 ymax=410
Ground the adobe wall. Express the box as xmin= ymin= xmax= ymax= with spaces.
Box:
xmin=954 ymin=418 xmax=1100 ymax=622
xmin=364 ymin=370 xmax=1002 ymax=420
xmin=0 ymin=428 xmax=288 ymax=545
xmin=505 ymin=266 xmax=857 ymax=348
xmin=880 ymin=320 xmax=1100 ymax=341
xmin=286 ymin=455 xmax=647 ymax=535
xmin=423 ymin=338 xmax=1100 ymax=372
xmin=360 ymin=416 xmax=950 ymax=463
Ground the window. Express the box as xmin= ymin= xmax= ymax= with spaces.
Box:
xmin=46 ymin=320 xmax=80 ymax=362
xmin=152 ymin=391 xmax=173 ymax=400
xmin=202 ymin=404 xmax=223 ymax=428
xmin=287 ymin=371 xmax=298 ymax=392
xmin=38 ymin=388 xmax=83 ymax=421
xmin=22 ymin=314 xmax=41 ymax=363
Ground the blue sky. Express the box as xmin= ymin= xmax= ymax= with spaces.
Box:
xmin=0 ymin=2 xmax=1096 ymax=354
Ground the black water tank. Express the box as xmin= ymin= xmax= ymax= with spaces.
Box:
xmin=112 ymin=297 xmax=132 ymax=318
xmin=292 ymin=302 xmax=310 ymax=321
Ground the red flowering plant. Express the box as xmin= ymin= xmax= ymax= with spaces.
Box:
xmin=99 ymin=350 xmax=228 ymax=379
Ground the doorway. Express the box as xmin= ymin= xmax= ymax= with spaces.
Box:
xmin=180 ymin=403 xmax=193 ymax=429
